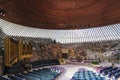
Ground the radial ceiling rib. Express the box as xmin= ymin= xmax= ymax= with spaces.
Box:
xmin=0 ymin=19 xmax=120 ymax=44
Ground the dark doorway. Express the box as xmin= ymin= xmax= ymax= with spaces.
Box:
xmin=62 ymin=53 xmax=68 ymax=59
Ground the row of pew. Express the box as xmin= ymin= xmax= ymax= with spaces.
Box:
xmin=71 ymin=68 xmax=106 ymax=80
xmin=96 ymin=66 xmax=120 ymax=80
xmin=0 ymin=66 xmax=65 ymax=80
xmin=30 ymin=60 xmax=60 ymax=68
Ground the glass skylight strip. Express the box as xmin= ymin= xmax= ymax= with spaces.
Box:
xmin=0 ymin=19 xmax=120 ymax=43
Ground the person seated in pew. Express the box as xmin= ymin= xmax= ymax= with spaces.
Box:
xmin=112 ymin=63 xmax=115 ymax=68
xmin=25 ymin=64 xmax=32 ymax=71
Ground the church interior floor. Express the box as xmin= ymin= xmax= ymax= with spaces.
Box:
xmin=55 ymin=62 xmax=120 ymax=80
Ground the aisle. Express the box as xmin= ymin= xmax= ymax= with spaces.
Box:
xmin=56 ymin=64 xmax=94 ymax=80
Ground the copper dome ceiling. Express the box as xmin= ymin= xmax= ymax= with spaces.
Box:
xmin=0 ymin=0 xmax=120 ymax=29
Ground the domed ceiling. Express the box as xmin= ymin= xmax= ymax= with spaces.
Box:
xmin=0 ymin=0 xmax=120 ymax=29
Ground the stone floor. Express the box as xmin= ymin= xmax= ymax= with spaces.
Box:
xmin=56 ymin=62 xmax=120 ymax=80
xmin=56 ymin=64 xmax=95 ymax=80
